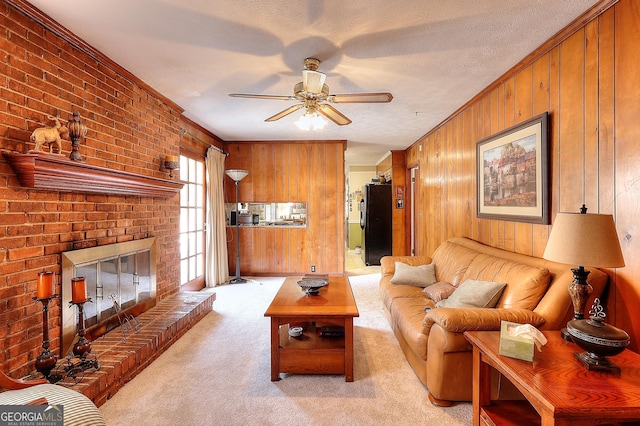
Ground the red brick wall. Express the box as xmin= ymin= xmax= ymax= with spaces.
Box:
xmin=0 ymin=2 xmax=186 ymax=378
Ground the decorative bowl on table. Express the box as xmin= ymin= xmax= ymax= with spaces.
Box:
xmin=566 ymin=298 xmax=630 ymax=373
xmin=296 ymin=277 xmax=329 ymax=295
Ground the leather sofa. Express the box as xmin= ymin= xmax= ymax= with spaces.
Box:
xmin=379 ymin=237 xmax=608 ymax=406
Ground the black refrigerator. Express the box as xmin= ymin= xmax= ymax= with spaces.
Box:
xmin=359 ymin=184 xmax=392 ymax=265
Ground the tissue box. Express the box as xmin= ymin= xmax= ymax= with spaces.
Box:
xmin=499 ymin=321 xmax=535 ymax=362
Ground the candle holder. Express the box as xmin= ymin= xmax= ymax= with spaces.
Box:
xmin=46 ymin=298 xmax=100 ymax=385
xmin=70 ymin=298 xmax=92 ymax=359
xmin=33 ymin=295 xmax=59 ymax=379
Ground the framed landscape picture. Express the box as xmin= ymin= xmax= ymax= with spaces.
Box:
xmin=476 ymin=112 xmax=549 ymax=224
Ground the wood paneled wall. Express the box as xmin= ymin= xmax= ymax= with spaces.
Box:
xmin=376 ymin=156 xmax=392 ymax=181
xmin=378 ymin=151 xmax=409 ymax=256
xmin=406 ymin=0 xmax=640 ymax=351
xmin=223 ymin=141 xmax=346 ymax=275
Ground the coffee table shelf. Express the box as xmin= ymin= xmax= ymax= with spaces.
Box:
xmin=279 ymin=322 xmax=345 ymax=350
xmin=277 ymin=322 xmax=347 ymax=376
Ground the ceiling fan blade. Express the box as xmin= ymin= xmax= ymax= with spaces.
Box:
xmin=318 ymin=104 xmax=352 ymax=126
xmin=265 ymin=104 xmax=304 ymax=122
xmin=229 ymin=93 xmax=294 ymax=101
xmin=328 ymin=93 xmax=393 ymax=103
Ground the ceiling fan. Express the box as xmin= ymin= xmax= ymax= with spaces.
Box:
xmin=229 ymin=58 xmax=393 ymax=126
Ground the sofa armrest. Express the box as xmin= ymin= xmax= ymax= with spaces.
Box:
xmin=380 ymin=255 xmax=432 ymax=277
xmin=422 ymin=307 xmax=546 ymax=335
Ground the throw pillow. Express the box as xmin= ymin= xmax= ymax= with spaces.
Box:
xmin=390 ymin=262 xmax=437 ymax=287
xmin=422 ymin=281 xmax=456 ymax=302
xmin=435 ymin=279 xmax=506 ymax=308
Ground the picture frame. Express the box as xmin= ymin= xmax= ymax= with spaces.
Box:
xmin=476 ymin=112 xmax=549 ymax=224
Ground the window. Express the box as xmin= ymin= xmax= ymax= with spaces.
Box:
xmin=179 ymin=154 xmax=205 ymax=289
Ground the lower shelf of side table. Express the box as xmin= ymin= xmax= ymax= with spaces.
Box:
xmin=480 ymin=401 xmax=540 ymax=426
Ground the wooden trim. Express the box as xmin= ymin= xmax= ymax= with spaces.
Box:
xmin=3 ymin=152 xmax=183 ymax=197
xmin=181 ymin=116 xmax=225 ymax=145
xmin=225 ymin=140 xmax=347 ymax=149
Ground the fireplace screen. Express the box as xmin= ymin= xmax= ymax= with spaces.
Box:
xmin=61 ymin=238 xmax=156 ymax=356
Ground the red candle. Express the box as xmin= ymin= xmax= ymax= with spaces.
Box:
xmin=36 ymin=271 xmax=54 ymax=299
xmin=71 ymin=277 xmax=86 ymax=303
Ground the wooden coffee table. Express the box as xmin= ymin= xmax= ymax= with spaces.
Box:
xmin=264 ymin=275 xmax=359 ymax=381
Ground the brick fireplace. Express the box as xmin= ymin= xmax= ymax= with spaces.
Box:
xmin=61 ymin=238 xmax=157 ymax=357
xmin=0 ymin=1 xmax=207 ymax=383
xmin=39 ymin=236 xmax=216 ymax=407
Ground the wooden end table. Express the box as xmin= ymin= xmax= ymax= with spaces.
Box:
xmin=465 ymin=330 xmax=640 ymax=426
xmin=264 ymin=275 xmax=359 ymax=381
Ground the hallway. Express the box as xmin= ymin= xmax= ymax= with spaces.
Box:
xmin=345 ymin=250 xmax=381 ymax=276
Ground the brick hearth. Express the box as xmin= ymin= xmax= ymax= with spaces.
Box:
xmin=61 ymin=291 xmax=216 ymax=407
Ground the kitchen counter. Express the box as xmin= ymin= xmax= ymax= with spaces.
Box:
xmin=227 ymin=222 xmax=306 ymax=228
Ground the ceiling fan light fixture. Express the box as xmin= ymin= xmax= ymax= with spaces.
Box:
xmin=229 ymin=57 xmax=392 ymax=127
xmin=302 ymin=69 xmax=326 ymax=94
xmin=295 ymin=110 xmax=326 ymax=131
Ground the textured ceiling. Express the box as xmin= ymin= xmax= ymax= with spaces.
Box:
xmin=25 ymin=0 xmax=599 ymax=166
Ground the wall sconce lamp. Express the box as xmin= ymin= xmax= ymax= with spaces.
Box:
xmin=164 ymin=155 xmax=179 ymax=178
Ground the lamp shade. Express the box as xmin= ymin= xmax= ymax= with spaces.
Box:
xmin=225 ymin=169 xmax=249 ymax=182
xmin=302 ymin=69 xmax=326 ymax=94
xmin=543 ymin=213 xmax=625 ymax=268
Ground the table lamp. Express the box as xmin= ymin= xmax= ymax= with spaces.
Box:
xmin=542 ymin=205 xmax=625 ymax=341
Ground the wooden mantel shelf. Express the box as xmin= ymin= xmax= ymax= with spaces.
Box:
xmin=3 ymin=152 xmax=183 ymax=197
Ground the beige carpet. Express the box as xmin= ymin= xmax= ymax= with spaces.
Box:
xmin=99 ymin=274 xmax=472 ymax=425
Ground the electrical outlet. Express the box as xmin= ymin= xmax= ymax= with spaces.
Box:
xmin=311 ymin=265 xmax=316 ymax=272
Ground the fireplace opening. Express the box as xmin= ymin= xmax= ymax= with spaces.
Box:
xmin=61 ymin=238 xmax=156 ymax=356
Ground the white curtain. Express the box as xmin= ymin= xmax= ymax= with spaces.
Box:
xmin=205 ymin=147 xmax=229 ymax=286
